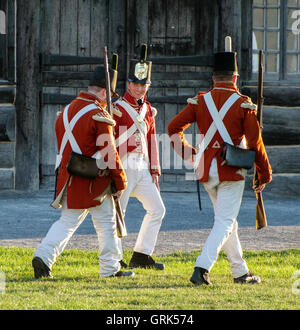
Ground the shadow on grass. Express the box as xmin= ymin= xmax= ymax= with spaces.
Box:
xmin=7 ymin=272 xmax=217 ymax=291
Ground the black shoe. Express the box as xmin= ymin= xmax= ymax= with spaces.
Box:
xmin=119 ymin=260 xmax=128 ymax=269
xmin=110 ymin=270 xmax=135 ymax=277
xmin=190 ymin=267 xmax=212 ymax=286
xmin=32 ymin=257 xmax=53 ymax=279
xmin=129 ymin=251 xmax=165 ymax=270
xmin=234 ymin=271 xmax=261 ymax=284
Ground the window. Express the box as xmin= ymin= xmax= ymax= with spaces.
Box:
xmin=0 ymin=10 xmax=6 ymax=78
xmin=253 ymin=0 xmax=300 ymax=80
xmin=286 ymin=0 xmax=300 ymax=76
xmin=0 ymin=10 xmax=5 ymax=34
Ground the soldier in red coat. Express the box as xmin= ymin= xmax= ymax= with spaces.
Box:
xmin=168 ymin=49 xmax=272 ymax=285
xmin=32 ymin=65 xmax=134 ymax=279
xmin=113 ymin=45 xmax=166 ymax=270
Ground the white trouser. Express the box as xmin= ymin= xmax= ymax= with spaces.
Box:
xmin=118 ymin=153 xmax=166 ymax=257
xmin=195 ymin=158 xmax=249 ymax=278
xmin=34 ymin=193 xmax=121 ymax=277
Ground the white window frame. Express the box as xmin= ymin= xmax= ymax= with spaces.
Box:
xmin=0 ymin=10 xmax=5 ymax=34
xmin=252 ymin=0 xmax=300 ymax=81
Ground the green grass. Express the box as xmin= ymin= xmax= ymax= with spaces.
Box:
xmin=0 ymin=247 xmax=299 ymax=310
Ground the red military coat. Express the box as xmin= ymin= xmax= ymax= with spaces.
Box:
xmin=113 ymin=91 xmax=161 ymax=176
xmin=168 ymin=82 xmax=272 ymax=185
xmin=51 ymin=91 xmax=127 ymax=210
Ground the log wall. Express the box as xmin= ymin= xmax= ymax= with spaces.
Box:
xmin=8 ymin=0 xmax=299 ymax=190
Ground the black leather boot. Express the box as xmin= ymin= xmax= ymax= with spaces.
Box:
xmin=119 ymin=260 xmax=128 ymax=269
xmin=129 ymin=251 xmax=165 ymax=270
xmin=32 ymin=257 xmax=53 ymax=279
xmin=234 ymin=271 xmax=261 ymax=284
xmin=110 ymin=270 xmax=135 ymax=277
xmin=190 ymin=267 xmax=212 ymax=286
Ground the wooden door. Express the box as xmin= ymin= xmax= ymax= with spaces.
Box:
xmin=39 ymin=0 xmax=128 ymax=184
xmin=39 ymin=0 xmax=219 ymax=186
xmin=126 ymin=0 xmax=217 ymax=182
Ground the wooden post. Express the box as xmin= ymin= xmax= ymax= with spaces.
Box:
xmin=15 ymin=0 xmax=41 ymax=190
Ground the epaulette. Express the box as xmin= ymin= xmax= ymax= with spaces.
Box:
xmin=112 ymin=104 xmax=122 ymax=117
xmin=56 ymin=111 xmax=62 ymax=117
xmin=235 ymin=91 xmax=257 ymax=111
xmin=240 ymin=95 xmax=257 ymax=111
xmin=92 ymin=107 xmax=116 ymax=126
xmin=240 ymin=101 xmax=257 ymax=111
xmin=187 ymin=92 xmax=206 ymax=105
xmin=151 ymin=106 xmax=158 ymax=117
xmin=92 ymin=113 xmax=116 ymax=126
xmin=187 ymin=95 xmax=199 ymax=105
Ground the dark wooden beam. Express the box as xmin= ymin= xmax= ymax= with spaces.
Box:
xmin=42 ymin=70 xmax=127 ymax=87
xmin=0 ymin=105 xmax=15 ymax=141
xmin=149 ymin=95 xmax=194 ymax=104
xmin=0 ymin=142 xmax=14 ymax=167
xmin=0 ymin=86 xmax=15 ymax=103
xmin=152 ymin=71 xmax=212 ymax=80
xmin=42 ymin=92 xmax=195 ymax=105
xmin=15 ymin=0 xmax=41 ymax=190
xmin=241 ymin=86 xmax=300 ymax=106
xmin=41 ymin=71 xmax=212 ymax=91
xmin=262 ymin=125 xmax=300 ymax=145
xmin=148 ymin=55 xmax=214 ymax=66
xmin=41 ymin=54 xmax=104 ymax=67
xmin=0 ymin=124 xmax=9 ymax=141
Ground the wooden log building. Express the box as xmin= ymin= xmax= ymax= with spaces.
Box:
xmin=0 ymin=0 xmax=299 ymax=195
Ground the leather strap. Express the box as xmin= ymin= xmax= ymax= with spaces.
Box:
xmin=203 ymin=92 xmax=240 ymax=144
xmin=114 ymin=100 xmax=149 ymax=161
xmin=55 ymin=103 xmax=99 ymax=169
xmin=193 ymin=92 xmax=240 ymax=170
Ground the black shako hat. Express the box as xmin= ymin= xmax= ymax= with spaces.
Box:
xmin=89 ymin=54 xmax=119 ymax=97
xmin=128 ymin=44 xmax=152 ymax=84
xmin=213 ymin=51 xmax=239 ymax=76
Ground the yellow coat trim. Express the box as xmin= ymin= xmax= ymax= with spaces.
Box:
xmin=92 ymin=114 xmax=116 ymax=126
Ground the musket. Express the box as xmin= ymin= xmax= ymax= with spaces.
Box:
xmin=103 ymin=46 xmax=127 ymax=238
xmin=254 ymin=50 xmax=267 ymax=230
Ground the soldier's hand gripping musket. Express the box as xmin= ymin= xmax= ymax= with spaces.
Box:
xmin=103 ymin=46 xmax=127 ymax=238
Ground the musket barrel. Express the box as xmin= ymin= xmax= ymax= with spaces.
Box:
xmin=257 ymin=50 xmax=264 ymax=127
xmin=103 ymin=46 xmax=112 ymax=116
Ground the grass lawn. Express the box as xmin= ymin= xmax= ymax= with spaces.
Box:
xmin=0 ymin=247 xmax=299 ymax=310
